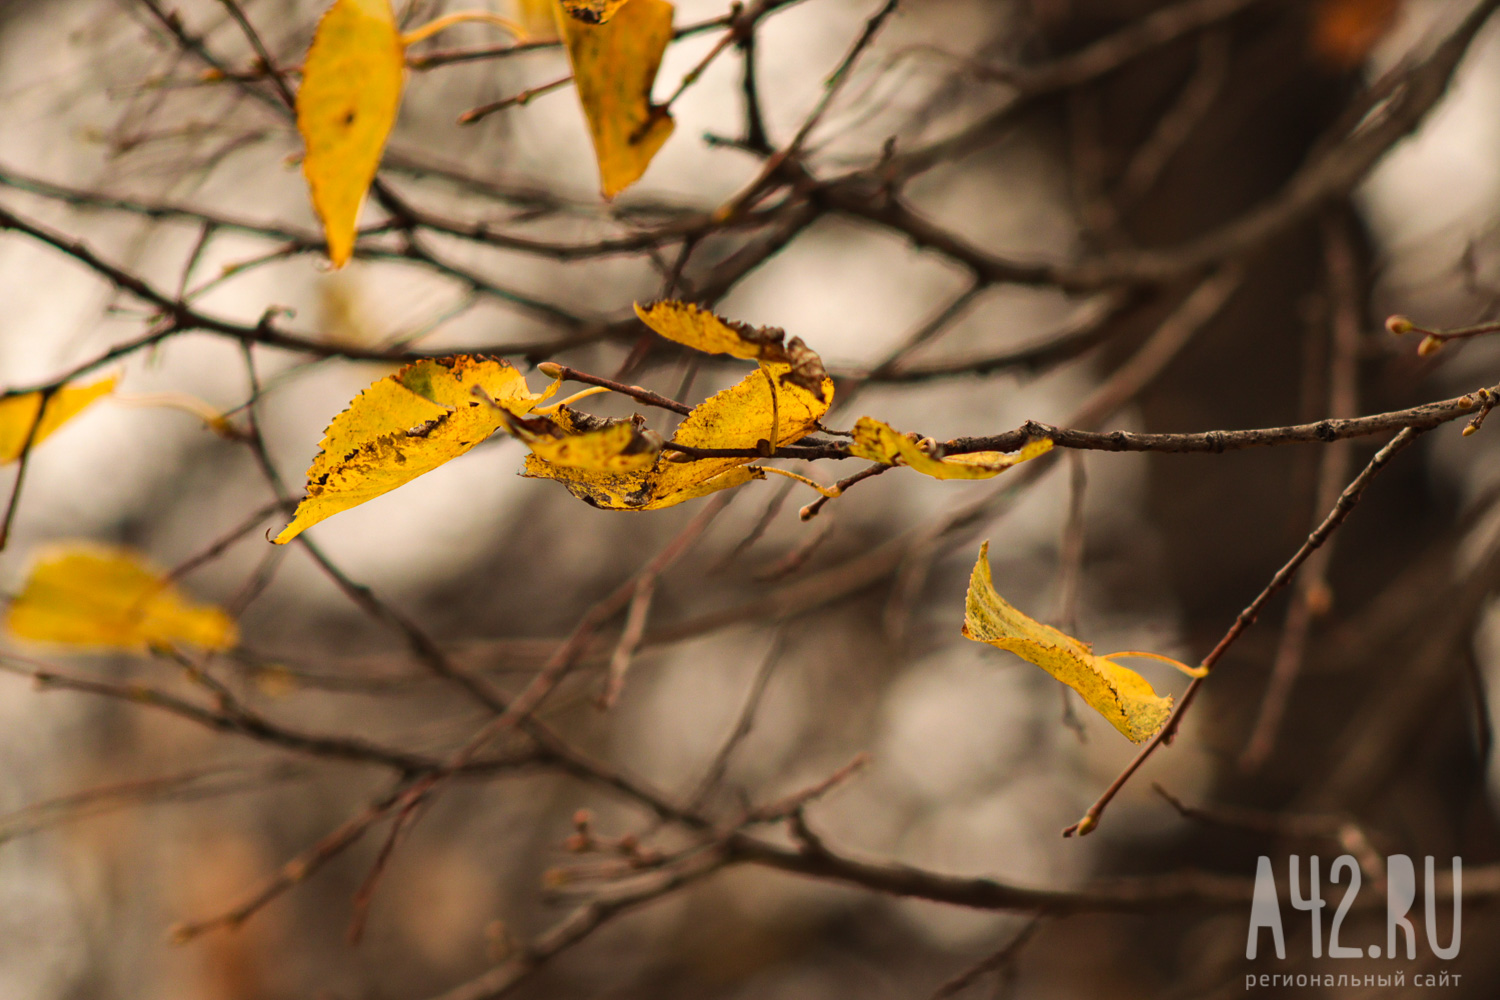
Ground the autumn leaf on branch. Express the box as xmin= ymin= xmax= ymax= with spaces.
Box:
xmin=4 ymin=543 xmax=237 ymax=651
xmin=635 ymin=300 xmax=829 ymax=395
xmin=297 ymin=0 xmax=530 ymax=265
xmin=963 ymin=542 xmax=1201 ymax=743
xmin=274 ymin=357 xmax=559 ymax=543
xmin=848 ymin=417 xmax=1052 ymax=480
xmin=0 ymin=376 xmax=117 ymax=464
xmin=523 ymin=360 xmax=832 ymax=509
xmin=296 ymin=0 xmax=407 ymax=268
xmin=507 ymin=408 xmax=663 ymax=473
xmin=559 ymin=0 xmax=676 ymax=198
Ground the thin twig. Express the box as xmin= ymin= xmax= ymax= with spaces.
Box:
xmin=1065 ymin=426 xmax=1427 ymax=837
xmin=927 ymin=918 xmax=1043 ymax=1000
xmin=536 ymin=362 xmax=693 ymax=416
xmin=0 ymin=386 xmax=52 ymax=551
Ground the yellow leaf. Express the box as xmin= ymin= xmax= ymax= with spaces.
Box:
xmin=634 ymin=300 xmax=828 ymax=394
xmin=4 ymin=543 xmax=237 ymax=651
xmin=558 ymin=0 xmax=633 ymax=24
xmin=0 ymin=376 xmax=117 ymax=464
xmin=296 ymin=0 xmax=406 ymax=267
xmin=558 ymin=0 xmax=675 ymax=198
xmin=962 ymin=542 xmax=1173 ymax=743
xmin=509 ymin=0 xmax=561 ymax=40
xmin=274 ymin=356 xmax=556 ymax=543
xmin=511 ymin=410 xmax=661 ymax=472
xmin=849 ymin=418 xmax=1053 ymax=480
xmin=524 ymin=362 xmax=832 ymax=509
xmin=656 ymin=361 xmax=831 ymax=493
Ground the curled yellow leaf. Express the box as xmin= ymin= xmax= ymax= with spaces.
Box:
xmin=0 ymin=376 xmax=118 ymax=464
xmin=4 ymin=543 xmax=237 ymax=652
xmin=510 ymin=409 xmax=662 ymax=472
xmin=634 ymin=300 xmax=828 ymax=395
xmin=849 ymin=418 xmax=1053 ymax=480
xmin=559 ymin=0 xmax=675 ymax=198
xmin=524 ymin=361 xmax=832 ymax=509
xmin=962 ymin=542 xmax=1173 ymax=743
xmin=275 ymin=356 xmax=557 ymax=543
xmin=296 ymin=0 xmax=406 ymax=267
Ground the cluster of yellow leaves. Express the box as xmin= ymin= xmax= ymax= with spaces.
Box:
xmin=4 ymin=543 xmax=237 ymax=652
xmin=0 ymin=377 xmax=117 ymax=464
xmin=297 ymin=0 xmax=675 ymax=267
xmin=516 ymin=300 xmax=833 ymax=508
xmin=962 ymin=542 xmax=1200 ymax=743
xmin=523 ymin=359 xmax=832 ymax=509
xmin=273 ymin=356 xmax=558 ymax=544
xmin=272 ymin=302 xmax=836 ymax=531
xmin=275 ymin=300 xmax=1069 ymax=535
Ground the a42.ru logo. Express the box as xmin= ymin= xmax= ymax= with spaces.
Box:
xmin=1247 ymin=855 xmax=1461 ymax=960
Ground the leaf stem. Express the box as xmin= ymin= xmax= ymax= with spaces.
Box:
xmin=1103 ymin=650 xmax=1207 ymax=678
xmin=399 ymin=11 xmax=527 ymax=49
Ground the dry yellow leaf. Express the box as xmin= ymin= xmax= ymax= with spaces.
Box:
xmin=528 ymin=425 xmax=659 ymax=471
xmin=559 ymin=0 xmax=633 ymax=24
xmin=4 ymin=543 xmax=237 ymax=651
xmin=849 ymin=418 xmax=1053 ymax=480
xmin=515 ymin=412 xmax=661 ymax=473
xmin=524 ymin=362 xmax=831 ymax=509
xmin=558 ymin=0 xmax=675 ymax=198
xmin=657 ymin=361 xmax=831 ymax=492
xmin=962 ymin=542 xmax=1175 ymax=743
xmin=274 ymin=356 xmax=557 ymax=543
xmin=0 ymin=376 xmax=117 ymax=464
xmin=296 ymin=0 xmax=406 ymax=267
xmin=634 ymin=300 xmax=828 ymax=394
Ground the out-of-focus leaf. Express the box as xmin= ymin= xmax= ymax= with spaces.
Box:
xmin=296 ymin=0 xmax=406 ymax=267
xmin=274 ymin=357 xmax=557 ymax=543
xmin=634 ymin=300 xmax=828 ymax=394
xmin=558 ymin=0 xmax=675 ymax=198
xmin=4 ymin=543 xmax=237 ymax=651
xmin=524 ymin=361 xmax=831 ymax=509
xmin=0 ymin=376 xmax=117 ymax=464
xmin=510 ymin=0 xmax=562 ymax=39
xmin=962 ymin=542 xmax=1174 ymax=743
xmin=558 ymin=0 xmax=633 ymax=24
xmin=848 ymin=417 xmax=1053 ymax=479
xmin=1311 ymin=0 xmax=1400 ymax=68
